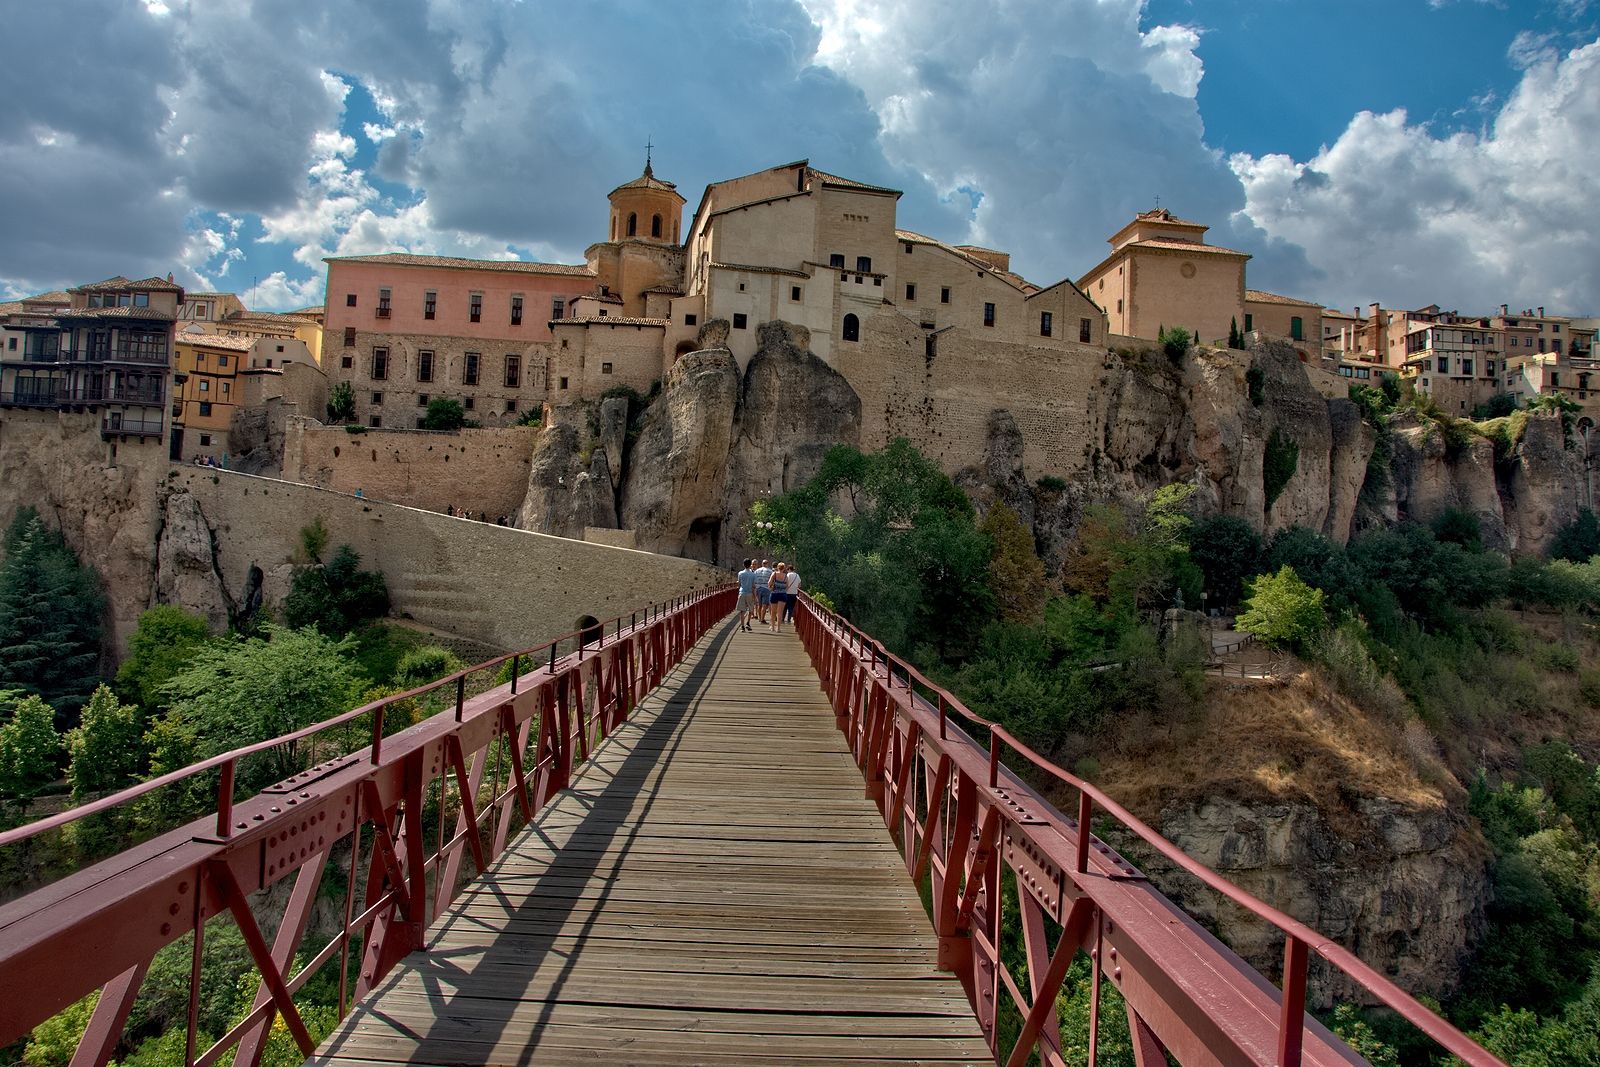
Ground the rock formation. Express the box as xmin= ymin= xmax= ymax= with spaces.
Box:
xmin=154 ymin=490 xmax=233 ymax=631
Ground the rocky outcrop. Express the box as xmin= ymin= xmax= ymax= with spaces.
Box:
xmin=154 ymin=491 xmax=233 ymax=631
xmin=516 ymin=413 xmax=618 ymax=537
xmin=1324 ymin=400 xmax=1375 ymax=544
xmin=619 ymin=332 xmax=742 ymax=559
xmin=1504 ymin=412 xmax=1585 ymax=556
xmin=955 ymin=410 xmax=1035 ymax=526
xmin=1152 ymin=797 xmax=1488 ymax=1008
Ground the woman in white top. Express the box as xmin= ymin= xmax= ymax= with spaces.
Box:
xmin=782 ymin=567 xmax=801 ymax=626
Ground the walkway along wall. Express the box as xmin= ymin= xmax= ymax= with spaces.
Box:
xmin=168 ymin=468 xmax=723 ymax=651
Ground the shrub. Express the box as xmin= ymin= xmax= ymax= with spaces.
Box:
xmin=1263 ymin=429 xmax=1299 ymax=509
xmin=1432 ymin=507 xmax=1483 ymax=550
xmin=515 ymin=406 xmax=543 ymax=427
xmin=1551 ymin=508 xmax=1600 ymax=563
xmin=1246 ymin=366 xmax=1266 ymax=406
xmin=1228 ymin=317 xmax=1245 ymax=350
xmin=283 ymin=545 xmax=390 ymax=636
xmin=394 ymin=646 xmax=465 ymax=688
xmin=1035 ymin=475 xmax=1067 ymax=494
xmin=421 ymin=397 xmax=467 ymax=431
xmin=1158 ymin=325 xmax=1192 ymax=362
xmin=299 ymin=516 xmax=329 ymax=564
xmin=1237 ymin=565 xmax=1326 ymax=650
xmin=1188 ymin=513 xmax=1264 ymax=607
xmin=1471 ymin=393 xmax=1520 ymax=420
xmin=115 ymin=604 xmax=211 ymax=710
xmin=326 ymin=381 xmax=355 ymax=423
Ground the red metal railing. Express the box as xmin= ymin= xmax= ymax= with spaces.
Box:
xmin=793 ymin=595 xmax=1505 ymax=1067
xmin=0 ymin=587 xmax=734 ymax=1067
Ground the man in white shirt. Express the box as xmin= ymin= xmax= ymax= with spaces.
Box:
xmin=782 ymin=567 xmax=801 ymax=626
xmin=753 ymin=559 xmax=774 ymax=623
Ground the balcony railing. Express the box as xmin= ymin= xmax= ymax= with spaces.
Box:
xmin=1 ymin=387 xmax=61 ymax=408
xmin=101 ymin=413 xmax=164 ymax=438
xmin=59 ymin=382 xmax=166 ymax=405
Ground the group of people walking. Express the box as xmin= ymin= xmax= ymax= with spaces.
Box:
xmin=736 ymin=558 xmax=801 ymax=633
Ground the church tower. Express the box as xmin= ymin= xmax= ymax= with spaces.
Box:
xmin=607 ymin=151 xmax=685 ymax=245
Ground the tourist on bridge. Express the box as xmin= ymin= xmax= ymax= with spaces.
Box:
xmin=736 ymin=559 xmax=758 ymax=632
xmin=753 ymin=558 xmax=774 ymax=622
xmin=767 ymin=562 xmax=791 ymax=632
xmin=782 ymin=565 xmax=801 ymax=626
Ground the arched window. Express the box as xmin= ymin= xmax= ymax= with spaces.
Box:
xmin=651 ymin=214 xmax=662 ymax=238
xmin=610 ymin=216 xmax=617 ymax=240
xmin=627 ymin=212 xmax=637 ymax=237
xmin=842 ymin=313 xmax=860 ymax=342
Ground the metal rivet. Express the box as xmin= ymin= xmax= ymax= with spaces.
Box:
xmin=177 ymin=881 xmax=189 ymax=893
xmin=169 ymin=903 xmax=179 ymax=916
xmin=161 ymin=923 xmax=171 ymax=935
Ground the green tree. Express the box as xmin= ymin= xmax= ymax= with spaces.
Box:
xmin=980 ymin=504 xmax=1046 ymax=625
xmin=1228 ymin=316 xmax=1244 ymax=350
xmin=115 ymin=604 xmax=211 ymax=711
xmin=325 ymin=380 xmax=355 ymax=423
xmin=1432 ymin=506 xmax=1484 ymax=550
xmin=421 ymin=397 xmax=467 ymax=431
xmin=1158 ymin=324 xmax=1192 ymax=361
xmin=22 ymin=991 xmax=97 ymax=1067
xmin=151 ymin=625 xmax=362 ymax=794
xmin=65 ymin=684 xmax=143 ymax=801
xmin=283 ymin=545 xmax=390 ymax=636
xmin=0 ymin=692 xmax=63 ymax=801
xmin=0 ymin=508 xmax=105 ymax=717
xmin=1189 ymin=513 xmax=1264 ymax=607
xmin=1471 ymin=393 xmax=1520 ymax=420
xmin=1552 ymin=509 xmax=1600 ymax=563
xmin=1236 ymin=565 xmax=1326 ymax=650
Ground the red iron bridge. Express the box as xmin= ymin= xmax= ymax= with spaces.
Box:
xmin=0 ymin=590 xmax=1504 ymax=1066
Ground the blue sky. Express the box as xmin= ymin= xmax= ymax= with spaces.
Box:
xmin=1 ymin=0 xmax=1596 ymax=316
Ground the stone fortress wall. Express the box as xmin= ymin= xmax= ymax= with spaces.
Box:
xmin=169 ymin=468 xmax=723 ymax=652
xmin=281 ymin=416 xmax=536 ymax=521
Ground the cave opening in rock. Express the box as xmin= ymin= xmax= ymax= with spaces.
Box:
xmin=685 ymin=516 xmax=721 ymax=566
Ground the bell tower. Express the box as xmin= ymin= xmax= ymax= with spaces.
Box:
xmin=607 ymin=145 xmax=685 ymax=245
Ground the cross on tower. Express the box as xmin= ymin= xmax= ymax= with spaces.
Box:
xmin=1154 ymin=194 xmax=1161 ymax=209
xmin=645 ymin=137 xmax=654 ymax=175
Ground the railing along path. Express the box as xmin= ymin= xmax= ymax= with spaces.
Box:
xmin=0 ymin=589 xmax=732 ymax=1067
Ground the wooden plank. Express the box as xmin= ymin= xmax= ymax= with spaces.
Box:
xmin=314 ymin=619 xmax=990 ymax=1065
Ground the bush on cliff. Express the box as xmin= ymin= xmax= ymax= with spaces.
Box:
xmin=115 ymin=605 xmax=211 ymax=712
xmin=421 ymin=397 xmax=467 ymax=431
xmin=1236 ymin=565 xmax=1326 ymax=650
xmin=283 ymin=545 xmax=390 ymax=636
xmin=326 ymin=380 xmax=355 ymax=423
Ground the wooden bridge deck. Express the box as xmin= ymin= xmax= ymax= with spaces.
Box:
xmin=312 ymin=618 xmax=990 ymax=1066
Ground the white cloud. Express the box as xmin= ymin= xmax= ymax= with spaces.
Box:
xmin=1232 ymin=37 xmax=1600 ymax=313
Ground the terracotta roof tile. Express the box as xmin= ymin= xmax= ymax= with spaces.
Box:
xmin=23 ymin=290 xmax=71 ymax=305
xmin=609 ymin=164 xmax=681 ymax=196
xmin=550 ymin=316 xmax=668 ymax=327
xmin=640 ymin=285 xmax=686 ymax=295
xmin=1246 ymin=289 xmax=1324 ymax=308
xmin=57 ymin=305 xmax=177 ymax=321
xmin=808 ymin=168 xmax=901 ymax=196
xmin=177 ymin=333 xmax=255 ymax=351
xmin=1135 ymin=207 xmax=1206 ymax=228
xmin=1131 ymin=238 xmax=1250 ymax=258
xmin=711 ymin=261 xmax=810 ymax=279
xmin=326 ymin=252 xmax=594 ymax=277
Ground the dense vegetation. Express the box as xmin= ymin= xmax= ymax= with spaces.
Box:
xmin=752 ymin=438 xmax=1600 ymax=1065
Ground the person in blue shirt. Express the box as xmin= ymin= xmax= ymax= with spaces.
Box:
xmin=736 ymin=559 xmax=758 ymax=632
xmin=752 ymin=559 xmax=774 ymax=624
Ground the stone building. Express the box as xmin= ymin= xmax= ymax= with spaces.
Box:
xmin=1076 ymin=207 xmax=1249 ymax=345
xmin=1244 ymin=290 xmax=1322 ymax=356
xmin=0 ymin=276 xmax=182 ymax=460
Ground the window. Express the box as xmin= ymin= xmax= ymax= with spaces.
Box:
xmin=1436 ymin=357 xmax=1448 ymax=373
xmin=602 ymin=362 xmax=613 ymax=374
xmin=505 ymin=354 xmax=521 ymax=388
xmin=1117 ymin=299 xmax=1124 ymax=314
xmin=5 ymin=338 xmax=13 ymax=351
xmin=341 ymin=355 xmax=353 ymax=369
xmin=905 ymin=283 xmax=916 ymax=301
xmin=418 ymin=394 xmax=430 ymax=406
xmin=372 ymin=391 xmax=383 ymax=405
xmin=199 ymin=434 xmax=211 ymax=446
xmin=469 ymin=293 xmax=482 ymax=323
xmin=424 ymin=290 xmax=436 ymax=319
xmin=1462 ymin=359 xmax=1474 ymax=376
xmin=218 ymin=355 xmax=228 ymax=367
xmin=1040 ymin=311 xmax=1053 ymax=337
xmin=343 ymin=326 xmax=356 ymax=347
xmin=1554 ymin=324 xmax=1563 ymax=333
xmin=1551 ymin=372 xmax=1561 ymax=387
xmin=265 ymin=360 xmax=273 ymax=368
xmin=505 ymin=399 xmax=518 ymax=413
xmin=905 ymin=243 xmax=914 ymax=253
xmin=370 ymin=415 xmax=381 ymax=427
xmin=842 ymin=314 xmax=860 ymax=342
xmin=417 ymin=350 xmax=434 ymax=382
xmin=738 ymin=282 xmax=746 ymax=292
xmin=372 ymin=347 xmax=389 ymax=380
xmin=133 ymin=293 xmax=149 ymax=307
xmin=685 ymin=313 xmax=698 ymax=326
xmin=733 ymin=313 xmax=748 ymax=329
xmin=856 ymin=256 xmax=872 ymax=273
xmin=199 ymin=402 xmax=212 ymax=416
xmin=791 ymin=286 xmax=802 ymax=301
xmin=627 ymin=212 xmax=637 ymax=236
xmin=1290 ymin=316 xmax=1303 ymax=341
xmin=652 ymin=214 xmax=662 ymax=238
xmin=463 ymin=352 xmax=480 ymax=385
xmin=829 ymin=253 xmax=845 ymax=268
xmin=1079 ymin=318 xmax=1092 ymax=343
xmin=1244 ymin=313 xmax=1253 ymax=332
xmin=377 ymin=288 xmax=391 ymax=317
xmin=511 ymin=296 xmax=523 ymax=325
xmin=199 ymin=379 xmax=210 ymax=392
xmin=873 ymin=277 xmax=882 ymax=287
xmin=983 ymin=303 xmax=996 ymax=328
xmin=552 ymin=298 xmax=565 ymax=320
xmin=940 ymin=287 xmax=951 ymax=304
xmin=559 ymin=376 xmax=569 ymax=390
xmin=464 ymin=397 xmax=475 ymax=410
xmin=346 ymin=294 xmax=357 ymax=307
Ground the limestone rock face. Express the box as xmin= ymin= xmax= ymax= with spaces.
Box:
xmin=516 ymin=413 xmax=618 ymax=537
xmin=620 ymin=346 xmax=741 ymax=559
xmin=1258 ymin=346 xmax=1334 ymax=535
xmin=722 ymin=322 xmax=862 ymax=561
xmin=955 ymin=410 xmax=1035 ymax=527
xmin=597 ymin=396 xmax=629 ymax=488
xmin=1153 ymin=797 xmax=1488 ymax=1008
xmin=1504 ymin=412 xmax=1583 ymax=556
xmin=155 ymin=491 xmax=232 ymax=631
xmin=1324 ymin=400 xmax=1375 ymax=544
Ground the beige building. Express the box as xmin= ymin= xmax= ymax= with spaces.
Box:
xmin=1076 ymin=208 xmax=1249 ymax=346
xmin=1244 ymin=290 xmax=1322 ymax=357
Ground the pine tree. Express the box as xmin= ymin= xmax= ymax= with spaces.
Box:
xmin=1228 ymin=316 xmax=1244 ymax=349
xmin=0 ymin=509 xmax=104 ymax=720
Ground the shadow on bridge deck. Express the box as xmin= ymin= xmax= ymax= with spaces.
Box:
xmin=311 ymin=617 xmax=989 ymax=1066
